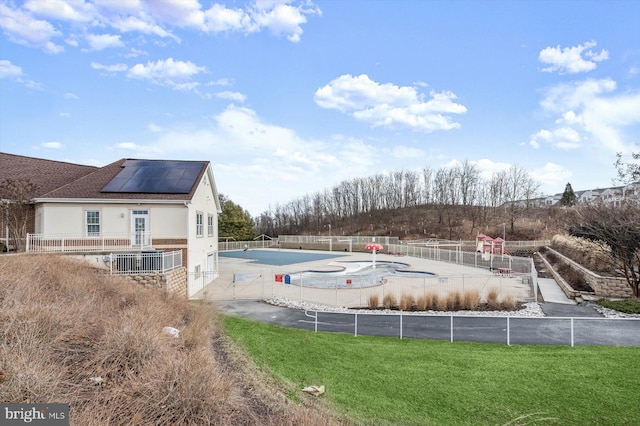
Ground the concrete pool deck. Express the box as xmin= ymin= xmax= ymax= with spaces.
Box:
xmin=201 ymin=249 xmax=536 ymax=306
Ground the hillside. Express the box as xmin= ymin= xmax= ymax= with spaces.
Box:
xmin=0 ymin=255 xmax=339 ymax=425
xmin=274 ymin=204 xmax=566 ymax=241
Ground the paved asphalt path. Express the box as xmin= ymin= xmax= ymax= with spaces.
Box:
xmin=214 ymin=300 xmax=640 ymax=347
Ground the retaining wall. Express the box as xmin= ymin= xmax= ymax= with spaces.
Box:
xmin=126 ymin=266 xmax=188 ymax=298
xmin=544 ymin=247 xmax=632 ymax=298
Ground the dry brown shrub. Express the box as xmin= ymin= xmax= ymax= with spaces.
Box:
xmin=368 ymin=293 xmax=380 ymax=309
xmin=382 ymin=293 xmax=398 ymax=309
xmin=486 ymin=287 xmax=500 ymax=310
xmin=446 ymin=292 xmax=461 ymax=311
xmin=399 ymin=293 xmax=416 ymax=311
xmin=502 ymin=294 xmax=517 ymax=310
xmin=424 ymin=292 xmax=436 ymax=310
xmin=461 ymin=289 xmax=481 ymax=310
xmin=415 ymin=295 xmax=428 ymax=311
xmin=435 ymin=293 xmax=448 ymax=311
xmin=1 ymin=254 xmax=338 ymax=425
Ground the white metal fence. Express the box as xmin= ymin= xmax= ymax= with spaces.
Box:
xmin=25 ymin=232 xmax=153 ymax=252
xmin=107 ymin=250 xmax=182 ymax=275
xmin=300 ymin=311 xmax=640 ymax=347
xmin=196 ymin=267 xmax=535 ymax=306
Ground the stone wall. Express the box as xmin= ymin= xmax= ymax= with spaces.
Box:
xmin=125 ymin=266 xmax=188 ymax=298
xmin=545 ymin=247 xmax=632 ymax=298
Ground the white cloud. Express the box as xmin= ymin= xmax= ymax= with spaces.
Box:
xmin=86 ymin=33 xmax=124 ymax=50
xmin=539 ymin=41 xmax=608 ymax=74
xmin=215 ymin=91 xmax=246 ymax=103
xmin=64 ymin=92 xmax=79 ymax=99
xmin=0 ymin=59 xmax=23 ymax=78
xmin=42 ymin=141 xmax=64 ymax=149
xmin=91 ymin=62 xmax=128 ymax=72
xmin=529 ymin=127 xmax=581 ymax=150
xmin=532 ymin=78 xmax=640 ymax=153
xmin=0 ymin=3 xmax=64 ymax=53
xmin=24 ymin=0 xmax=95 ymax=22
xmin=531 ymin=163 xmax=572 ymax=190
xmin=314 ymin=74 xmax=466 ymax=132
xmin=1 ymin=0 xmax=320 ymax=55
xmin=0 ymin=59 xmax=42 ymax=89
xmin=127 ymin=58 xmax=206 ymax=85
xmin=203 ymin=4 xmax=252 ymax=33
xmin=251 ymin=2 xmax=319 ymax=43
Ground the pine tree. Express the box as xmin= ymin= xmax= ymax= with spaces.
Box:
xmin=559 ymin=182 xmax=578 ymax=206
xmin=218 ymin=194 xmax=257 ymax=241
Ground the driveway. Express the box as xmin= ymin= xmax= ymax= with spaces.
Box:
xmin=213 ymin=299 xmax=640 ymax=347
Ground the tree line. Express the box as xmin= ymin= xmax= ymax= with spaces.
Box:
xmin=254 ymin=162 xmax=541 ymax=236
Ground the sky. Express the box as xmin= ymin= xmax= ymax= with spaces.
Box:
xmin=1 ymin=0 xmax=639 ymax=216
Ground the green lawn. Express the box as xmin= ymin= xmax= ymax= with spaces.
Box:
xmin=223 ymin=316 xmax=640 ymax=425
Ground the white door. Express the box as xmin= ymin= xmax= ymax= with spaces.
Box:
xmin=131 ymin=210 xmax=149 ymax=248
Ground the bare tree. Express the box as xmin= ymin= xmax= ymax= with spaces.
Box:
xmin=502 ymin=165 xmax=541 ymax=234
xmin=0 ymin=178 xmax=38 ymax=252
xmin=569 ymin=201 xmax=640 ymax=298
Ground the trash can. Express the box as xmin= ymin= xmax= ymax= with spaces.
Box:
xmin=284 ymin=274 xmax=291 ymax=285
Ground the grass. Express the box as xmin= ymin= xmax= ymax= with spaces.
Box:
xmin=223 ymin=315 xmax=640 ymax=426
xmin=1 ymin=255 xmax=336 ymax=425
xmin=598 ymin=299 xmax=640 ymax=314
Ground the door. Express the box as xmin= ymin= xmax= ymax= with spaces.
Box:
xmin=131 ymin=210 xmax=149 ymax=248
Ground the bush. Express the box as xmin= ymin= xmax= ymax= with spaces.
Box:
xmin=382 ymin=293 xmax=397 ymax=310
xmin=486 ymin=287 xmax=500 ymax=310
xmin=446 ymin=292 xmax=461 ymax=311
xmin=368 ymin=294 xmax=380 ymax=310
xmin=501 ymin=294 xmax=517 ymax=310
xmin=415 ymin=295 xmax=428 ymax=311
xmin=461 ymin=289 xmax=481 ymax=310
xmin=399 ymin=293 xmax=416 ymax=311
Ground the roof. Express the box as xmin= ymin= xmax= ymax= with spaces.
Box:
xmin=1 ymin=153 xmax=212 ymax=203
xmin=0 ymin=152 xmax=97 ymax=198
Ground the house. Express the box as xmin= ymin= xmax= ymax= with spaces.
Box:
xmin=1 ymin=153 xmax=221 ymax=298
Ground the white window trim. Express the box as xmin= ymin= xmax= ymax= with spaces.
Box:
xmin=207 ymin=214 xmax=214 ymax=237
xmin=85 ymin=210 xmax=101 ymax=237
xmin=196 ymin=211 xmax=204 ymax=237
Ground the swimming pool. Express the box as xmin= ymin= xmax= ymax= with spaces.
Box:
xmin=284 ymin=260 xmax=436 ymax=289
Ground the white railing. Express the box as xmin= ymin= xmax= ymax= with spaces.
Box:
xmin=108 ymin=250 xmax=182 ymax=275
xmin=26 ymin=232 xmax=152 ymax=253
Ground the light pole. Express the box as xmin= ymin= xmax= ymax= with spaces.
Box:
xmin=502 ymin=223 xmax=506 ymax=240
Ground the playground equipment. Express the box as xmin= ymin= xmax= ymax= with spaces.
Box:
xmin=476 ymin=234 xmax=509 ymax=259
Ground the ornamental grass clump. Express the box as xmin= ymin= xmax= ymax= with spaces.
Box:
xmin=400 ymin=293 xmax=416 ymax=311
xmin=368 ymin=294 xmax=380 ymax=310
xmin=446 ymin=291 xmax=461 ymax=311
xmin=486 ymin=287 xmax=500 ymax=310
xmin=501 ymin=294 xmax=517 ymax=310
xmin=415 ymin=295 xmax=428 ymax=311
xmin=461 ymin=289 xmax=481 ymax=310
xmin=382 ymin=293 xmax=398 ymax=310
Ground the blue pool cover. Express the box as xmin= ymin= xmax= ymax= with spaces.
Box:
xmin=218 ymin=249 xmax=346 ymax=266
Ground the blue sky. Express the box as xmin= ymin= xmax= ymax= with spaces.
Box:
xmin=1 ymin=0 xmax=639 ymax=216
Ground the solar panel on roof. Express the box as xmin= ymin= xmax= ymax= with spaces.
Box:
xmin=101 ymin=160 xmax=205 ymax=194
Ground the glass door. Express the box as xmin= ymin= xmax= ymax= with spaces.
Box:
xmin=131 ymin=210 xmax=149 ymax=248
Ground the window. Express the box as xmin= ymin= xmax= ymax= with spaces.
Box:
xmin=196 ymin=212 xmax=203 ymax=237
xmin=194 ymin=264 xmax=201 ymax=279
xmin=207 ymin=214 xmax=214 ymax=237
xmin=86 ymin=210 xmax=100 ymax=236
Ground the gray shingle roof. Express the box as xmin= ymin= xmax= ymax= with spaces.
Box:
xmin=1 ymin=153 xmax=208 ymax=202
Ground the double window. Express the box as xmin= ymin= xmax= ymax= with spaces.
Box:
xmin=86 ymin=210 xmax=100 ymax=236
